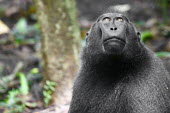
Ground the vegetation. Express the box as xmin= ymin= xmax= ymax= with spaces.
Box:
xmin=43 ymin=80 xmax=56 ymax=107
xmin=0 ymin=68 xmax=39 ymax=113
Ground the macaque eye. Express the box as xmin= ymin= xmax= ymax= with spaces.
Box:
xmin=115 ymin=17 xmax=123 ymax=22
xmin=102 ymin=17 xmax=111 ymax=22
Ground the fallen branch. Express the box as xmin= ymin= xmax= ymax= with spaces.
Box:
xmin=0 ymin=62 xmax=23 ymax=93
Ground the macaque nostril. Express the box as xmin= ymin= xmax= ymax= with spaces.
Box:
xmin=110 ymin=28 xmax=114 ymax=30
xmin=110 ymin=28 xmax=117 ymax=31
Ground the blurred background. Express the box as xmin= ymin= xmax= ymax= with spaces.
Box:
xmin=0 ymin=0 xmax=169 ymax=113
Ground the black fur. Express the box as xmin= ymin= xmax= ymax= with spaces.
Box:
xmin=68 ymin=13 xmax=170 ymax=113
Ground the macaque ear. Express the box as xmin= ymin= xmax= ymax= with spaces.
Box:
xmin=137 ymin=31 xmax=141 ymax=41
xmin=137 ymin=32 xmax=141 ymax=37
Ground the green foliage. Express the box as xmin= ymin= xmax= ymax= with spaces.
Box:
xmin=17 ymin=72 xmax=29 ymax=95
xmin=156 ymin=52 xmax=170 ymax=57
xmin=0 ymin=68 xmax=40 ymax=113
xmin=12 ymin=18 xmax=40 ymax=45
xmin=5 ymin=89 xmax=20 ymax=106
xmin=43 ymin=80 xmax=56 ymax=107
xmin=15 ymin=18 xmax=28 ymax=35
xmin=0 ymin=89 xmax=26 ymax=113
xmin=141 ymin=31 xmax=153 ymax=42
xmin=30 ymin=68 xmax=39 ymax=74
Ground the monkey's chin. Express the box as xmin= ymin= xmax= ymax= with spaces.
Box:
xmin=103 ymin=41 xmax=125 ymax=55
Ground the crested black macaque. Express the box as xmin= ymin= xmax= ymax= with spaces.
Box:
xmin=68 ymin=13 xmax=170 ymax=113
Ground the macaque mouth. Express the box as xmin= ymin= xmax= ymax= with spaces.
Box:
xmin=103 ymin=36 xmax=125 ymax=44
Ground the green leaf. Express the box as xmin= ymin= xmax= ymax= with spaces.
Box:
xmin=30 ymin=68 xmax=39 ymax=74
xmin=15 ymin=18 xmax=28 ymax=34
xmin=43 ymin=85 xmax=49 ymax=90
xmin=33 ymin=23 xmax=40 ymax=30
xmin=6 ymin=89 xmax=20 ymax=106
xmin=14 ymin=38 xmax=23 ymax=45
xmin=50 ymin=81 xmax=56 ymax=86
xmin=46 ymin=80 xmax=50 ymax=85
xmin=47 ymin=90 xmax=52 ymax=95
xmin=49 ymin=86 xmax=55 ymax=91
xmin=141 ymin=31 xmax=153 ymax=42
xmin=156 ymin=52 xmax=170 ymax=57
xmin=43 ymin=91 xmax=48 ymax=96
xmin=17 ymin=72 xmax=29 ymax=95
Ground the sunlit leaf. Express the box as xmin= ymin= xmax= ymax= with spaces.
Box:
xmin=17 ymin=72 xmax=29 ymax=95
xmin=15 ymin=18 xmax=28 ymax=35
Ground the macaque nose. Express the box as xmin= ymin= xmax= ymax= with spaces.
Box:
xmin=110 ymin=27 xmax=117 ymax=31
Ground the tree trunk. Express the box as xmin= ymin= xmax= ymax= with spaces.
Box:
xmin=34 ymin=0 xmax=81 ymax=106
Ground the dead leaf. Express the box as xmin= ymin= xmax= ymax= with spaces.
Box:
xmin=5 ymin=6 xmax=20 ymax=16
xmin=0 ymin=20 xmax=10 ymax=35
